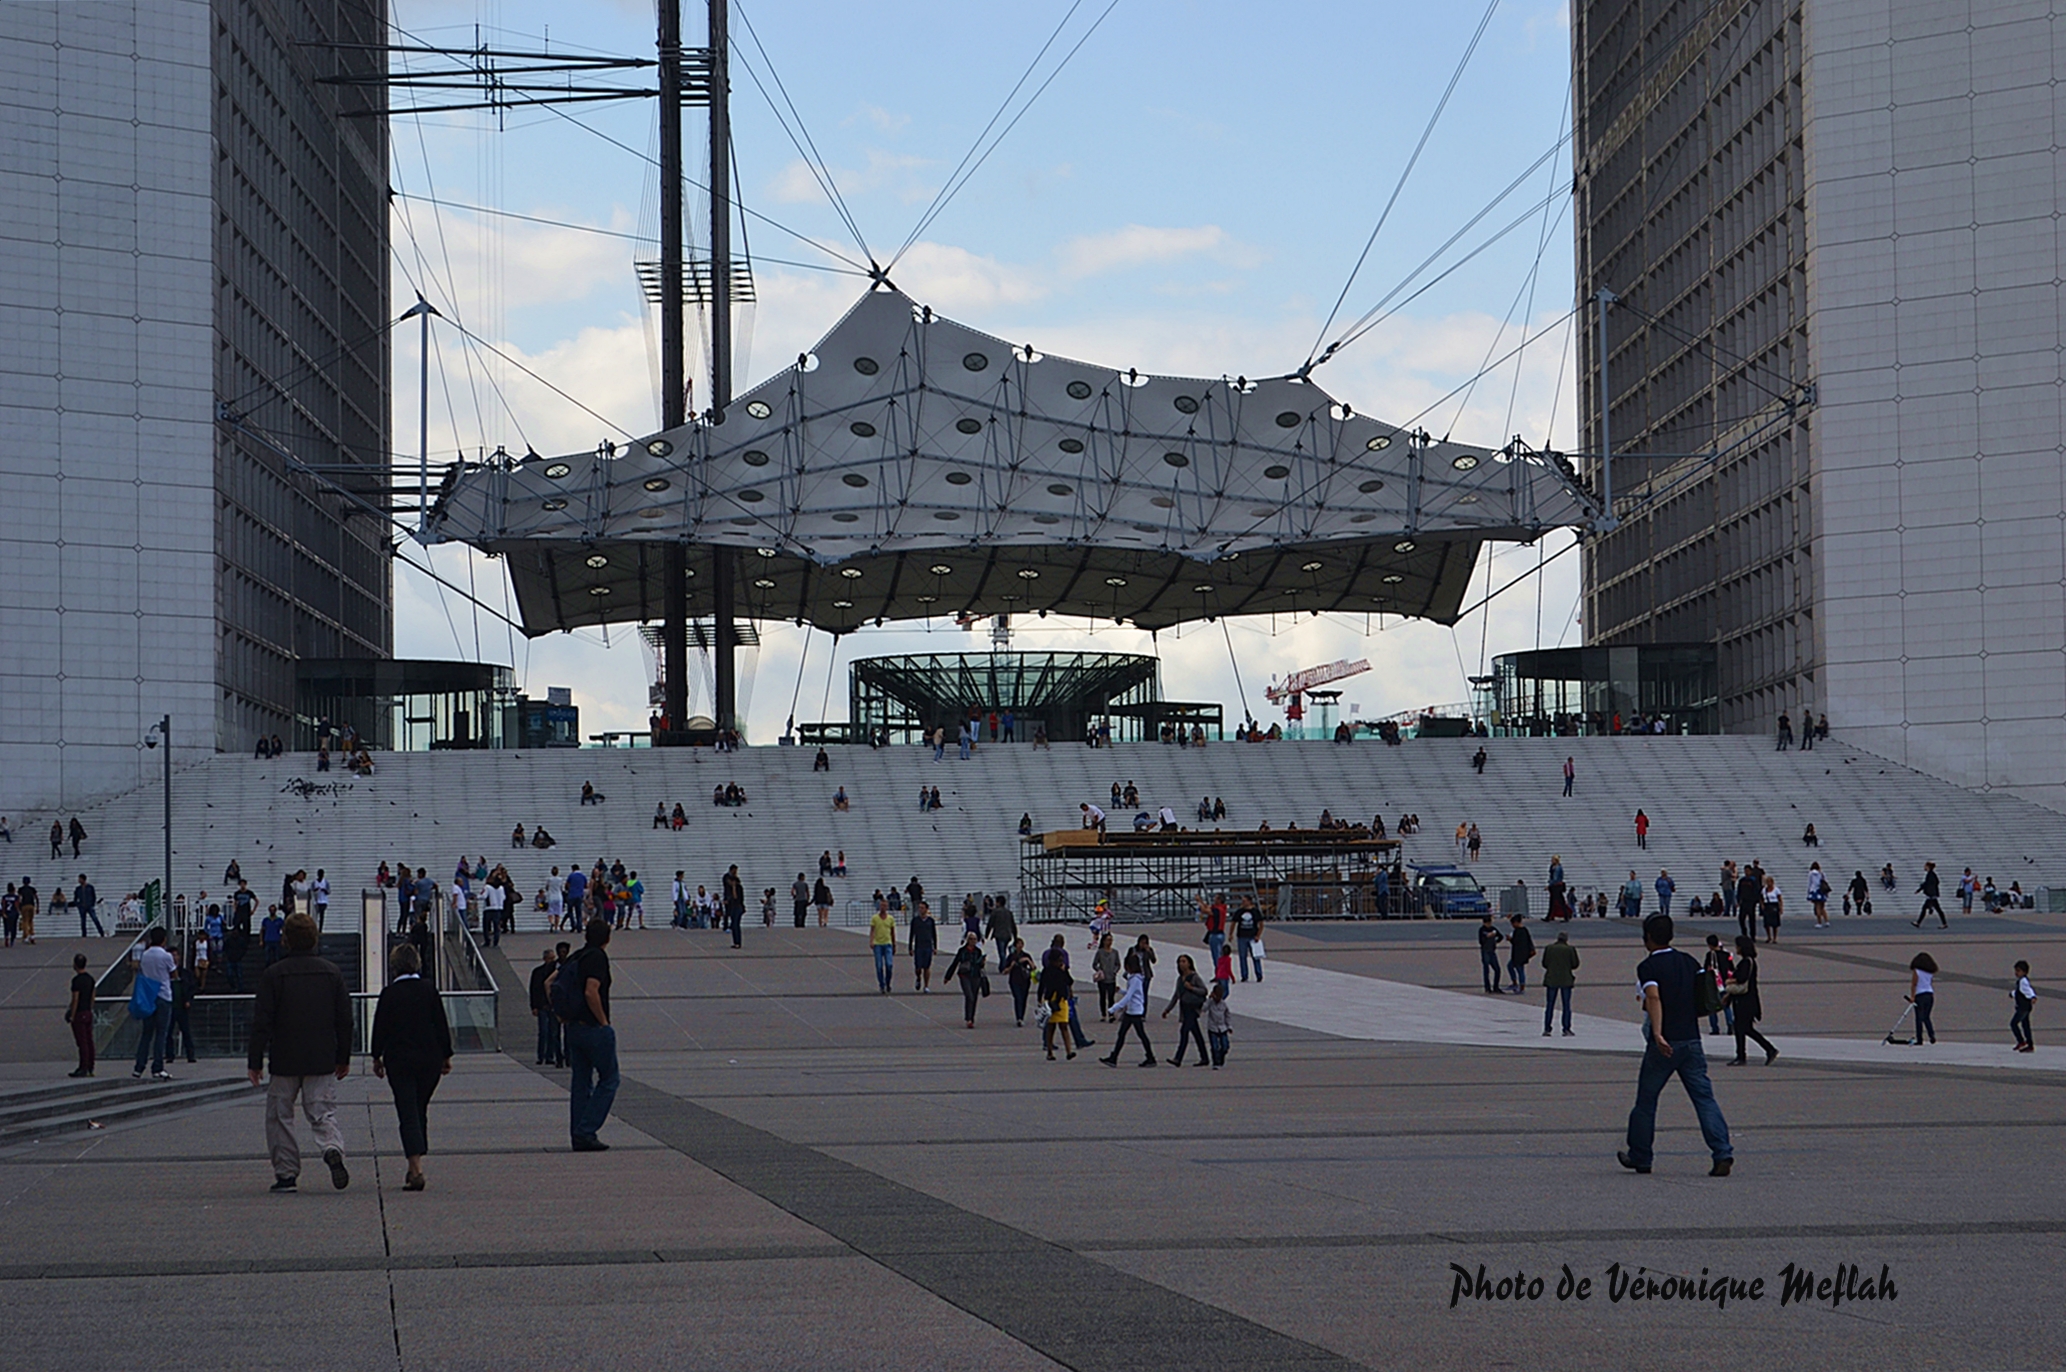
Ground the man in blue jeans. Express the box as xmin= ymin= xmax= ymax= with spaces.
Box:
xmin=1620 ymin=914 xmax=1733 ymax=1177
xmin=131 ymin=925 xmax=176 ymax=1078
xmin=558 ymin=920 xmax=618 ymax=1152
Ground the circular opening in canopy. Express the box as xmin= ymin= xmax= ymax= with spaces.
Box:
xmin=743 ymin=402 xmax=771 ymax=420
xmin=755 ymin=547 xmax=777 ymax=558
xmin=1358 ymin=479 xmax=1385 ymax=493
xmin=743 ymin=449 xmax=770 ymax=466
xmin=584 ymin=554 xmax=608 ymax=569
xmin=1105 ymin=576 xmax=1127 ymax=587
xmin=1264 ymin=464 xmax=1291 ymax=479
xmin=934 ymin=511 xmax=961 ymax=520
xmin=1066 ymin=380 xmax=1094 ymax=400
xmin=962 ymin=352 xmax=990 ymax=372
xmin=956 ymin=417 xmax=983 ymax=435
xmin=1017 ymin=568 xmax=1040 ymax=579
xmin=1275 ymin=412 xmax=1301 ymax=429
xmin=849 ymin=421 xmax=877 ymax=438
xmin=842 ymin=472 xmax=869 ymax=487
xmin=543 ymin=462 xmax=572 ymax=479
xmin=1173 ymin=396 xmax=1199 ymax=415
xmin=541 ymin=498 xmax=567 ymax=511
xmin=945 ymin=471 xmax=973 ymax=485
xmin=588 ymin=586 xmax=610 ymax=596
xmin=833 ymin=512 xmax=860 ymax=522
xmin=1032 ymin=514 xmax=1061 ymax=525
xmin=853 ymin=357 xmax=879 ymax=375
xmin=1452 ymin=454 xmax=1480 ymax=470
xmin=642 ymin=477 xmax=670 ymax=493
xmin=1058 ymin=438 xmax=1085 ymax=454
xmin=739 ymin=490 xmax=765 ymax=503
xmin=1047 ymin=483 xmax=1072 ymax=496
xmin=1365 ymin=434 xmax=1392 ymax=451
xmin=753 ymin=578 xmax=775 ymax=589
xmin=1394 ymin=540 xmax=1416 ymax=553
xmin=929 ymin=564 xmax=952 ymax=575
xmin=1163 ymin=452 xmax=1188 ymax=468
xmin=645 ymin=438 xmax=673 ymax=457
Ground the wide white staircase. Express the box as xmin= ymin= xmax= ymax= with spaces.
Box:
xmin=14 ymin=736 xmax=2066 ymax=930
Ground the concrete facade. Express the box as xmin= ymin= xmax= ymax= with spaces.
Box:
xmin=0 ymin=0 xmax=389 ymax=815
xmin=1575 ymin=0 xmax=2066 ymax=807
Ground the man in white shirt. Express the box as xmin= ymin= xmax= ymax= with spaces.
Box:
xmin=449 ymin=880 xmax=469 ymax=930
xmin=1081 ymin=802 xmax=1106 ymax=832
xmin=311 ymin=870 xmax=329 ymax=930
xmin=481 ymin=879 xmax=505 ymax=946
xmin=131 ymin=926 xmax=178 ymax=1079
xmin=1157 ymin=805 xmax=1177 ymax=832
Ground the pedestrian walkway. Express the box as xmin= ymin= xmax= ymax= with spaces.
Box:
xmin=1233 ymin=957 xmax=2066 ymax=1073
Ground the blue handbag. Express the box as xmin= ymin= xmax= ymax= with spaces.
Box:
xmin=127 ymin=976 xmax=159 ymax=1019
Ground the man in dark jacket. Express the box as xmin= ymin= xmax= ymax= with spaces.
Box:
xmin=246 ymin=913 xmax=353 ymax=1192
xmin=529 ymin=946 xmax=563 ymax=1065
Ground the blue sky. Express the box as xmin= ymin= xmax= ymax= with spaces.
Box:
xmin=387 ymin=0 xmax=1584 ymax=738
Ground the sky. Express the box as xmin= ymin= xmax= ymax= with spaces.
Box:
xmin=384 ymin=0 xmax=1585 ymax=740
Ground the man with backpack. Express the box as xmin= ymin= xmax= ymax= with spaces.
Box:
xmin=552 ymin=920 xmax=617 ymax=1152
xmin=1619 ymin=914 xmax=1734 ymax=1177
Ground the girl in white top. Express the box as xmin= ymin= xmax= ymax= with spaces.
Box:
xmin=1907 ymin=952 xmax=1939 ymax=1045
xmin=2012 ymin=961 xmax=2037 ymax=1052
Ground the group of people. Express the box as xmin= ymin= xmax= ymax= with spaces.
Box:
xmin=510 ymin=823 xmax=558 ymax=849
xmin=1775 ymin=712 xmax=1831 ymax=750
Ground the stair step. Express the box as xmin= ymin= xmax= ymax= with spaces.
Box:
xmin=0 ymin=1077 xmax=251 ymax=1146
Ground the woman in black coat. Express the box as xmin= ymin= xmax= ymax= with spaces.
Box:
xmin=371 ymin=943 xmax=452 ymax=1190
xmin=1722 ymin=935 xmax=1779 ymax=1067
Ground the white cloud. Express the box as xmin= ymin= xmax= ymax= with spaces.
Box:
xmin=1054 ymin=223 xmax=1259 ymax=279
xmin=850 ymin=104 xmax=911 ymax=135
xmin=764 ymin=150 xmax=936 ymax=206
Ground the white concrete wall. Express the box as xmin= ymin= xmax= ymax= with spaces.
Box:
xmin=1805 ymin=0 xmax=2066 ymax=808
xmin=0 ymin=1 xmax=217 ymax=816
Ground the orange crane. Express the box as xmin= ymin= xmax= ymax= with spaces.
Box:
xmin=1265 ymin=659 xmax=1370 ymax=722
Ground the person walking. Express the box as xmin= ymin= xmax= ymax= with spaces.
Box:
xmin=65 ymin=953 xmax=96 ymax=1076
xmin=1759 ymin=873 xmax=1784 ymax=944
xmin=1654 ymin=870 xmax=1675 ymax=919
xmin=790 ymin=873 xmax=810 ymax=929
xmin=909 ymin=901 xmax=938 ymax=993
xmin=1722 ymin=936 xmax=1779 ymax=1066
xmin=813 ymin=876 xmax=834 ymax=929
xmin=1478 ymin=914 xmax=1506 ymax=993
xmin=1905 ymin=953 xmax=1939 ymax=1045
xmin=1204 ymin=983 xmax=1233 ymax=1067
xmin=1198 ymin=894 xmax=1228 ymax=968
xmin=370 ymin=943 xmax=452 ymax=1192
xmin=1633 ymin=809 xmax=1650 ymax=850
xmin=73 ymin=875 xmax=104 ymax=937
xmin=1847 ymin=870 xmax=1870 ymax=919
xmin=554 ymin=920 xmax=618 ymax=1151
xmin=2011 ymin=960 xmax=2036 ymax=1052
xmin=1958 ymin=868 xmax=1978 ymax=920
xmin=1005 ymin=938 xmax=1036 ymax=1026
xmin=869 ymin=900 xmax=897 ymax=994
xmin=1562 ymin=755 xmax=1575 ymax=797
xmin=723 ymin=864 xmax=746 ymax=949
xmin=1540 ymin=931 xmax=1579 ymax=1036
xmin=1037 ymin=952 xmax=1075 ymax=1060
xmin=1506 ymin=913 xmax=1535 ymax=994
xmin=985 ymin=897 xmax=1018 ymax=972
xmin=1701 ymin=935 xmax=1734 ymax=1037
xmin=1234 ymin=898 xmax=1263 ymax=981
xmin=49 ymin=821 xmax=62 ymax=862
xmin=1806 ymin=863 xmax=1830 ymax=928
xmin=1091 ymin=931 xmax=1120 ymax=1020
xmin=1915 ymin=862 xmax=1946 ymax=928
xmin=129 ymin=926 xmax=176 ymax=1080
xmin=1618 ymin=914 xmax=1735 ymax=1176
xmin=1736 ymin=864 xmax=1762 ymax=943
xmin=1719 ymin=860 xmax=1738 ymax=928
xmin=1100 ymin=952 xmax=1156 ymax=1067
xmin=247 ymin=914 xmax=354 ymax=1191
xmin=68 ymin=816 xmax=86 ymax=859
xmin=17 ymin=878 xmax=36 ymax=945
xmin=1161 ymin=954 xmax=1211 ymax=1066
xmin=529 ymin=947 xmax=562 ymax=1065
xmin=942 ymin=932 xmax=988 ymax=1029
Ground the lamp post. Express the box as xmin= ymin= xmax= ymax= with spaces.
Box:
xmin=146 ymin=715 xmax=171 ymax=931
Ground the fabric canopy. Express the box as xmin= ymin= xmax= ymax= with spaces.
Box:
xmin=426 ymin=289 xmax=1597 ymax=634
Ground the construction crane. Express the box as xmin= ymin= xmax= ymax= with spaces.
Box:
xmin=1264 ymin=658 xmax=1371 ymax=704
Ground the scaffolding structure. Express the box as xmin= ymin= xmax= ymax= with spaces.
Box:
xmin=1019 ymin=829 xmax=1403 ymax=925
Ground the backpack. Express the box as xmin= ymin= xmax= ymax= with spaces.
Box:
xmin=548 ymin=952 xmax=589 ymax=1022
xmin=1692 ymin=954 xmax=1725 ymax=1017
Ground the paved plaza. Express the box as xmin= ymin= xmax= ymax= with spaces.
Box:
xmin=1 ymin=911 xmax=2062 ymax=1371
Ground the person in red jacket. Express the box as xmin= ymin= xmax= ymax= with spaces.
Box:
xmin=1634 ymin=809 xmax=1651 ymax=850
